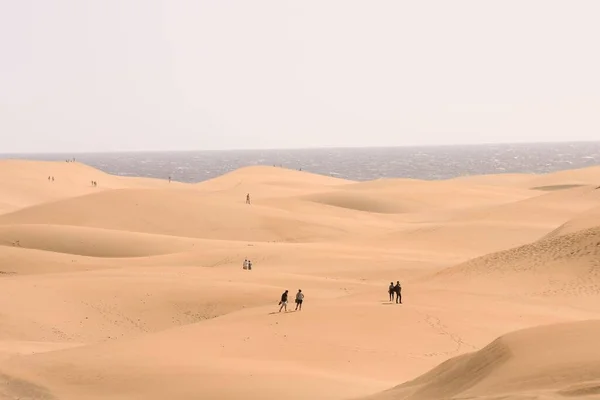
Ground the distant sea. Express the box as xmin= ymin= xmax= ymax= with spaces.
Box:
xmin=3 ymin=142 xmax=600 ymax=183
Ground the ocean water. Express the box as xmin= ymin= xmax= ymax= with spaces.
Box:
xmin=3 ymin=142 xmax=600 ymax=183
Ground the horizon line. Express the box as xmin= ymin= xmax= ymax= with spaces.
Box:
xmin=2 ymin=139 xmax=600 ymax=156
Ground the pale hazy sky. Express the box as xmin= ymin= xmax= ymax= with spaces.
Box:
xmin=1 ymin=1 xmax=599 ymax=153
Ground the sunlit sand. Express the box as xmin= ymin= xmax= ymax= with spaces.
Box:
xmin=1 ymin=160 xmax=600 ymax=399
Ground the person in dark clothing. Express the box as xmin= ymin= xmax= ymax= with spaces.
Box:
xmin=295 ymin=289 xmax=304 ymax=311
xmin=246 ymin=193 xmax=251 ymax=204
xmin=388 ymin=282 xmax=395 ymax=302
xmin=394 ymin=281 xmax=402 ymax=304
xmin=279 ymin=290 xmax=289 ymax=312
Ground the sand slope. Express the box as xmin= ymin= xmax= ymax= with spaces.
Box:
xmin=545 ymin=204 xmax=600 ymax=239
xmin=0 ymin=188 xmax=352 ymax=242
xmin=0 ymin=160 xmax=185 ymax=215
xmin=453 ymin=166 xmax=600 ymax=190
xmin=1 ymin=160 xmax=600 ymax=400
xmin=429 ymin=224 xmax=600 ymax=303
xmin=362 ymin=320 xmax=600 ymax=400
xmin=0 ymin=224 xmax=200 ymax=258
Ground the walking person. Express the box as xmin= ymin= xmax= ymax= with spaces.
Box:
xmin=248 ymin=260 xmax=252 ymax=270
xmin=279 ymin=290 xmax=289 ymax=312
xmin=388 ymin=282 xmax=395 ymax=302
xmin=394 ymin=281 xmax=402 ymax=304
xmin=295 ymin=289 xmax=304 ymax=311
xmin=243 ymin=259 xmax=248 ymax=270
xmin=246 ymin=193 xmax=251 ymax=204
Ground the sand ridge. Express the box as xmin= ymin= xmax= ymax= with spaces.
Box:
xmin=1 ymin=160 xmax=600 ymax=399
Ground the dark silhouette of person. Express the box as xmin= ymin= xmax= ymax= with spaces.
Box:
xmin=394 ymin=281 xmax=402 ymax=304
xmin=388 ymin=282 xmax=395 ymax=302
xmin=246 ymin=193 xmax=251 ymax=204
xmin=295 ymin=290 xmax=304 ymax=311
xmin=279 ymin=290 xmax=289 ymax=312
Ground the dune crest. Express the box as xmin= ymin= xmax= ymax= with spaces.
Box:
xmin=545 ymin=204 xmax=600 ymax=239
xmin=361 ymin=320 xmax=600 ymax=400
xmin=431 ymin=224 xmax=600 ymax=299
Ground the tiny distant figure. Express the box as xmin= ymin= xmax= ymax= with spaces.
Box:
xmin=243 ymin=259 xmax=248 ymax=270
xmin=279 ymin=290 xmax=289 ymax=312
xmin=394 ymin=281 xmax=402 ymax=304
xmin=299 ymin=168 xmax=302 ymax=171
xmin=51 ymin=176 xmax=54 ymax=182
xmin=168 ymin=176 xmax=171 ymax=183
xmin=248 ymin=260 xmax=252 ymax=270
xmin=295 ymin=289 xmax=304 ymax=311
xmin=246 ymin=193 xmax=251 ymax=204
xmin=48 ymin=176 xmax=51 ymax=181
xmin=388 ymin=282 xmax=395 ymax=302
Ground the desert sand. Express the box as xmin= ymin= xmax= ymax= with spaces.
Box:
xmin=1 ymin=160 xmax=600 ymax=400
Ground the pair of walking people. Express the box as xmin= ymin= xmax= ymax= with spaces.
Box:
xmin=279 ymin=289 xmax=304 ymax=312
xmin=388 ymin=281 xmax=402 ymax=304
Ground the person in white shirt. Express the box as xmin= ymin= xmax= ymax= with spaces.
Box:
xmin=243 ymin=259 xmax=248 ymax=269
xmin=295 ymin=289 xmax=304 ymax=311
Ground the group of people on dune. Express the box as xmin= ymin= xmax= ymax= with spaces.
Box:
xmin=276 ymin=281 xmax=401 ymax=314
xmin=388 ymin=281 xmax=402 ymax=304
xmin=278 ymin=289 xmax=304 ymax=312
xmin=242 ymin=259 xmax=253 ymax=270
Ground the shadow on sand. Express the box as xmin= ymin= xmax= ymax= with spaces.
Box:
xmin=268 ymin=310 xmax=298 ymax=315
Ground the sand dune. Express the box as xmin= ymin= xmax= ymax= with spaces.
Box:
xmin=454 ymin=166 xmax=600 ymax=190
xmin=450 ymin=172 xmax=534 ymax=187
xmin=0 ymin=160 xmax=185 ymax=215
xmin=362 ymin=320 xmax=600 ymax=400
xmin=0 ymin=224 xmax=197 ymax=257
xmin=545 ymin=204 xmax=600 ymax=239
xmin=303 ymin=191 xmax=419 ymax=214
xmin=1 ymin=160 xmax=600 ymax=400
xmin=431 ymin=225 xmax=600 ymax=299
xmin=0 ymin=188 xmax=351 ymax=242
xmin=524 ymin=166 xmax=600 ymax=189
xmin=378 ymin=220 xmax=549 ymax=257
xmin=196 ymin=165 xmax=352 ymax=199
xmin=339 ymin=178 xmax=537 ymax=210
xmin=453 ymin=185 xmax=600 ymax=232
